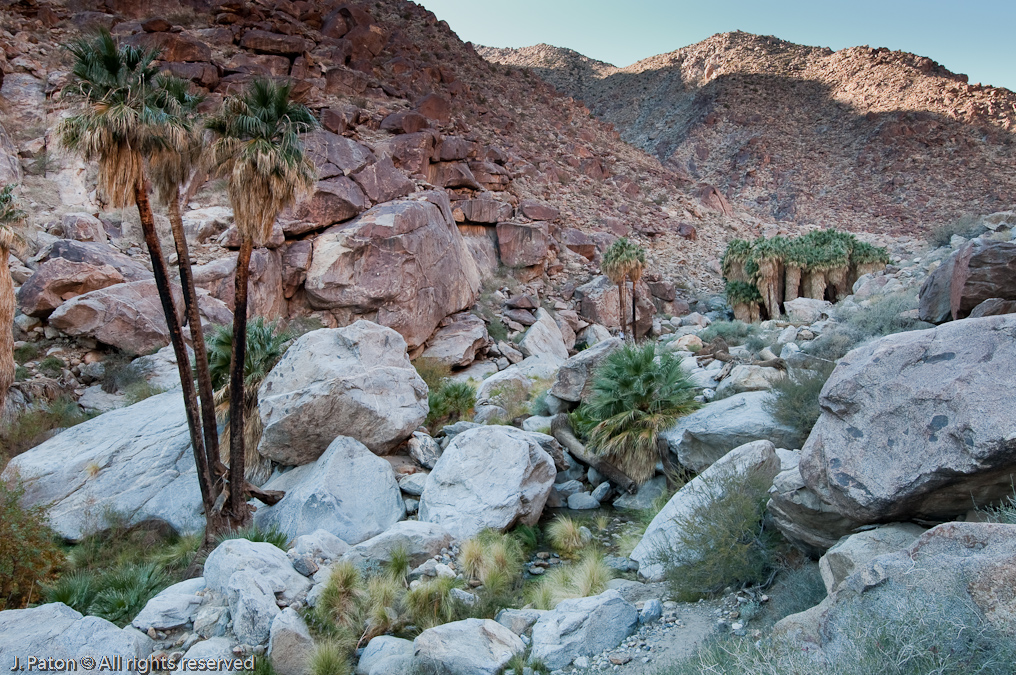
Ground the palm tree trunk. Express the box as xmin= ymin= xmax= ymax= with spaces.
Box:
xmin=167 ymin=189 xmax=229 ymax=542
xmin=630 ymin=277 xmax=638 ymax=341
xmin=0 ymin=250 xmax=14 ymax=417
xmin=617 ymin=281 xmax=626 ymax=338
xmin=227 ymin=236 xmax=254 ymax=526
xmin=167 ymin=191 xmax=222 ymax=485
xmin=134 ymin=179 xmax=219 ymax=533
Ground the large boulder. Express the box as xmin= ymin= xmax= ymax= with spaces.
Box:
xmin=714 ymin=365 xmax=786 ymax=397
xmin=340 ymin=521 xmax=452 ymax=568
xmin=0 ymin=603 xmax=147 ymax=664
xmin=48 ymin=280 xmax=183 ymax=354
xmin=529 ymin=590 xmax=638 ymax=669
xmin=131 ymin=578 xmax=204 ymax=632
xmin=799 ymin=315 xmax=1016 ymax=524
xmin=1 ymin=391 xmax=203 ymax=541
xmin=254 ymin=436 xmax=405 ymax=545
xmin=351 ymin=156 xmax=414 ymax=203
xmin=518 ymin=308 xmax=569 ymax=362
xmin=420 ymin=312 xmax=488 ymax=368
xmin=190 ymin=249 xmax=286 ymax=320
xmin=818 ymin=523 xmax=926 ymax=594
xmin=919 ymin=239 xmax=1016 ymax=323
xmin=662 ymin=391 xmax=799 ymax=473
xmin=18 ymin=258 xmax=125 ymax=318
xmin=776 ymin=523 xmax=1016 ymax=657
xmin=549 ymin=337 xmax=623 ymax=402
xmin=304 ymin=129 xmax=376 ymax=177
xmin=418 ymin=426 xmax=556 ymax=540
xmin=767 ymin=451 xmax=866 ymax=557
xmin=37 ymin=240 xmax=152 ymax=282
xmin=268 ymin=608 xmax=315 ymax=675
xmin=413 ymin=618 xmax=525 ymax=675
xmin=285 ymin=177 xmax=367 ymax=235
xmin=475 ymin=356 xmax=561 ymax=403
xmin=495 ymin=221 xmax=549 ymax=268
xmin=574 ymin=275 xmax=652 ymax=335
xmin=357 ymin=636 xmax=414 ymax=675
xmin=631 ymin=441 xmax=781 ymax=581
xmin=203 ymin=539 xmax=311 ymax=603
xmin=257 ymin=322 xmax=428 ymax=463
xmin=305 ymin=193 xmax=481 ymax=350
xmin=226 ymin=570 xmax=279 ymax=646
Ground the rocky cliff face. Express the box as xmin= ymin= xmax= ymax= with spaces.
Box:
xmin=481 ymin=32 xmax=1016 ymax=235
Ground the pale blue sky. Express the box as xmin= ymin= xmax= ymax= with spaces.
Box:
xmin=418 ymin=0 xmax=1016 ymax=91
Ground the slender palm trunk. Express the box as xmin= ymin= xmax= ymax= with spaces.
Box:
xmin=135 ymin=179 xmax=219 ymax=532
xmin=617 ymin=281 xmax=626 ymax=338
xmin=0 ymin=250 xmax=14 ymax=417
xmin=167 ymin=191 xmax=222 ymax=485
xmin=226 ymin=236 xmax=253 ymax=526
xmin=630 ymin=277 xmax=638 ymax=341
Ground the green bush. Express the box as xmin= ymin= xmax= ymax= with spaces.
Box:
xmin=657 ymin=468 xmax=785 ymax=601
xmin=122 ymin=381 xmax=165 ymax=405
xmin=207 ymin=317 xmax=293 ymax=390
xmin=37 ymin=356 xmax=65 ymax=378
xmin=761 ymin=562 xmax=826 ymax=627
xmin=100 ymin=352 xmax=146 ymax=393
xmin=845 ymin=292 xmax=930 ymax=339
xmin=413 ymin=357 xmax=452 ymax=391
xmin=45 ymin=561 xmax=169 ymax=627
xmin=763 ymin=365 xmax=835 ymax=447
xmin=928 ymin=214 xmax=986 ymax=248
xmin=0 ymin=479 xmax=64 ymax=609
xmin=658 ymin=595 xmax=1016 ymax=675
xmin=216 ymin=524 xmax=290 ymax=550
xmin=1 ymin=397 xmax=93 ymax=463
xmin=13 ymin=343 xmax=39 ymax=364
xmin=698 ymin=320 xmax=758 ymax=346
xmin=582 ymin=343 xmax=700 ymax=484
xmin=426 ymin=380 xmax=476 ymax=431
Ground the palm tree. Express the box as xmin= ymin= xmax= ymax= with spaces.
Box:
xmin=584 ymin=343 xmax=700 ymax=485
xmin=0 ymin=185 xmax=27 ymax=416
xmin=601 ymin=240 xmax=628 ymax=337
xmin=148 ymin=75 xmax=223 ymax=500
xmin=602 ymin=238 xmax=647 ymax=339
xmin=206 ymin=78 xmax=316 ymax=524
xmin=57 ymin=30 xmax=223 ymax=536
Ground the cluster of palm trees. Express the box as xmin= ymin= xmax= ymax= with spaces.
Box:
xmin=600 ymin=237 xmax=647 ymax=340
xmin=48 ymin=29 xmax=317 ymax=541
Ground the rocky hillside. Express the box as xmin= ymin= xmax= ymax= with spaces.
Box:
xmin=481 ymin=32 xmax=1016 ymax=235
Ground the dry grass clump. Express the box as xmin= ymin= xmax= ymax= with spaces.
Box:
xmin=546 ymin=515 xmax=588 ymax=558
xmin=526 ymin=549 xmax=614 ymax=610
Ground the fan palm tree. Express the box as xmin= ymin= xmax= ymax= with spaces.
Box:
xmin=602 ymin=238 xmax=647 ymax=340
xmin=148 ymin=74 xmax=222 ymax=497
xmin=0 ymin=185 xmax=27 ymax=416
xmin=57 ymin=30 xmax=223 ymax=536
xmin=584 ymin=343 xmax=700 ymax=485
xmin=601 ymin=240 xmax=629 ymax=337
xmin=206 ymin=78 xmax=316 ymax=524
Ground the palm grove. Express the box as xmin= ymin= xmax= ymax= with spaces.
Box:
xmin=1 ymin=30 xmax=318 ymax=543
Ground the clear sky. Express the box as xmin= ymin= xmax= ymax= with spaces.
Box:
xmin=416 ymin=0 xmax=1016 ymax=91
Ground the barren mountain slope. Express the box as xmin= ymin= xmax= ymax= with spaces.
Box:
xmin=0 ymin=0 xmax=770 ymax=295
xmin=481 ymin=32 xmax=1016 ymax=235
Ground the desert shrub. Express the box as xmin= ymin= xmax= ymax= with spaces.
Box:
xmin=37 ymin=355 xmax=65 ymax=378
xmin=122 ymin=380 xmax=165 ymax=405
xmin=45 ymin=570 xmax=98 ymax=613
xmin=413 ymin=357 xmax=452 ymax=391
xmin=0 ymin=478 xmax=64 ymax=609
xmin=526 ymin=549 xmax=613 ymax=610
xmin=216 ymin=524 xmax=289 ymax=550
xmin=14 ymin=365 xmax=30 ymax=381
xmin=761 ymin=561 xmax=826 ymax=627
xmin=426 ymin=380 xmax=475 ymax=431
xmin=659 ymin=594 xmax=1016 ymax=675
xmin=99 ymin=352 xmax=146 ymax=393
xmin=583 ymin=343 xmax=700 ymax=484
xmin=405 ymin=575 xmax=462 ymax=629
xmin=979 ymin=492 xmax=1016 ymax=525
xmin=697 ymin=320 xmax=758 ymax=346
xmin=656 ymin=467 xmax=785 ymax=601
xmin=845 ymin=292 xmax=930 ymax=339
xmin=546 ymin=516 xmax=587 ymax=558
xmin=309 ymin=641 xmax=352 ymax=675
xmin=308 ymin=562 xmax=368 ymax=644
xmin=763 ymin=364 xmax=835 ymax=446
xmin=13 ymin=342 xmax=39 ymax=364
xmin=1 ymin=397 xmax=93 ymax=461
xmin=928 ymin=214 xmax=987 ymax=248
xmin=486 ymin=379 xmax=531 ymax=423
xmin=805 ymin=326 xmax=863 ymax=361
